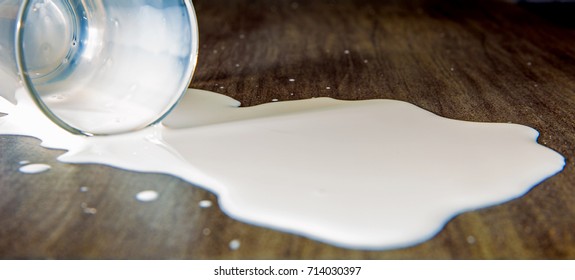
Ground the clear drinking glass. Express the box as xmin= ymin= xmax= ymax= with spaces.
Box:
xmin=0 ymin=0 xmax=198 ymax=135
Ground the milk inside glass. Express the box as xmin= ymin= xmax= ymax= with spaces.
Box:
xmin=1 ymin=0 xmax=198 ymax=135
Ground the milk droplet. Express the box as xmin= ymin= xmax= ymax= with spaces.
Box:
xmin=344 ymin=50 xmax=350 ymax=54
xmin=19 ymin=163 xmax=51 ymax=174
xmin=229 ymin=239 xmax=241 ymax=250
xmin=79 ymin=186 xmax=89 ymax=192
xmin=271 ymin=99 xmax=279 ymax=102
xmin=199 ymin=200 xmax=213 ymax=208
xmin=467 ymin=235 xmax=476 ymax=244
xmin=202 ymin=228 xmax=211 ymax=236
xmin=135 ymin=190 xmax=159 ymax=202
xmin=288 ymin=78 xmax=295 ymax=82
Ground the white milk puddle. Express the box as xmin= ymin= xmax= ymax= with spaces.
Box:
xmin=0 ymin=88 xmax=565 ymax=250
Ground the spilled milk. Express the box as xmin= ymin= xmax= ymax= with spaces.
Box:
xmin=18 ymin=163 xmax=51 ymax=174
xmin=135 ymin=190 xmax=160 ymax=202
xmin=0 ymin=88 xmax=565 ymax=250
xmin=229 ymin=239 xmax=241 ymax=251
xmin=199 ymin=200 xmax=213 ymax=208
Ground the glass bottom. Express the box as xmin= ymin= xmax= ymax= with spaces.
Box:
xmin=21 ymin=0 xmax=79 ymax=82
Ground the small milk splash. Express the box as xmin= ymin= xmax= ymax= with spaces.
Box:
xmin=19 ymin=163 xmax=51 ymax=174
xmin=199 ymin=200 xmax=213 ymax=208
xmin=229 ymin=239 xmax=241 ymax=251
xmin=0 ymin=88 xmax=565 ymax=250
xmin=135 ymin=190 xmax=159 ymax=202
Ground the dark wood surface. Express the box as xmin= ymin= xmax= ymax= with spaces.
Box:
xmin=1 ymin=0 xmax=574 ymax=259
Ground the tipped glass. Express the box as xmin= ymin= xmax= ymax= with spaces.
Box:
xmin=0 ymin=0 xmax=198 ymax=135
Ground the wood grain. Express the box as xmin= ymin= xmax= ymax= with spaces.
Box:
xmin=0 ymin=0 xmax=574 ymax=259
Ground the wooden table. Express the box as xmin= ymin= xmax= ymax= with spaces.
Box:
xmin=1 ymin=0 xmax=574 ymax=259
